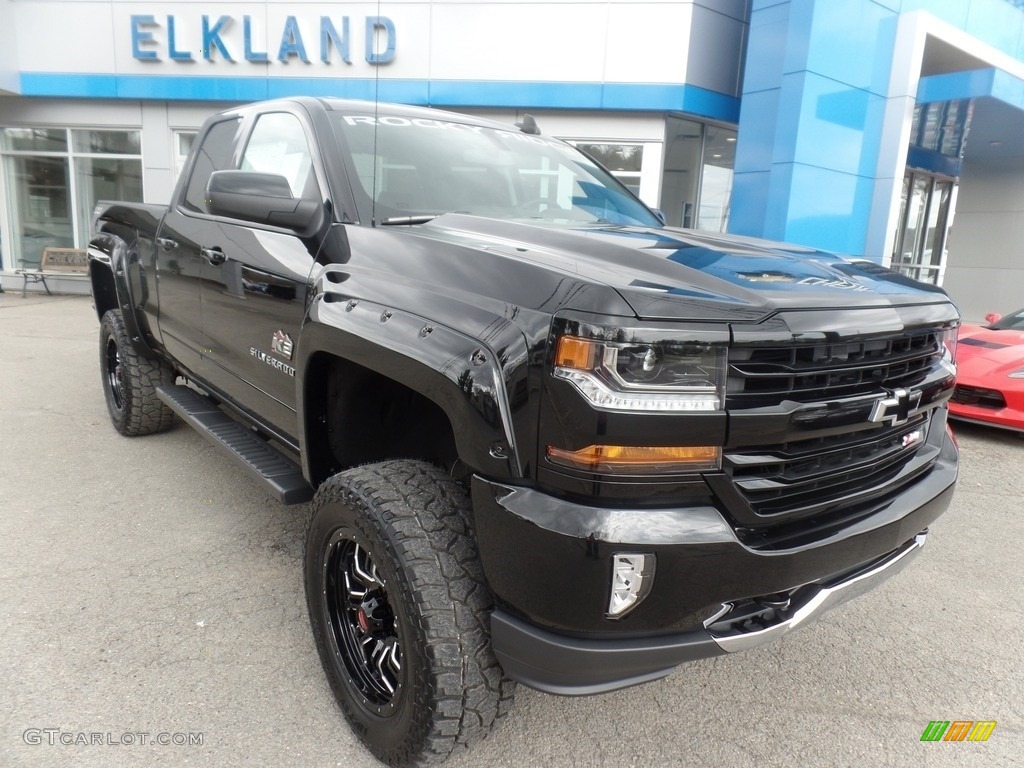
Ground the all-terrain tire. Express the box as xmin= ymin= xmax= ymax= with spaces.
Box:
xmin=99 ymin=309 xmax=175 ymax=436
xmin=304 ymin=460 xmax=515 ymax=767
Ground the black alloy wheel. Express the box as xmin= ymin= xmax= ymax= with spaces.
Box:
xmin=98 ymin=309 xmax=175 ymax=436
xmin=324 ymin=535 xmax=403 ymax=711
xmin=105 ymin=336 xmax=126 ymax=412
xmin=304 ymin=460 xmax=514 ymax=767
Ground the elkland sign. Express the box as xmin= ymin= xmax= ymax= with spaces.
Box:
xmin=129 ymin=14 xmax=397 ymax=65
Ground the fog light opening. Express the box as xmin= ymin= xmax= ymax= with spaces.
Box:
xmin=607 ymin=553 xmax=655 ymax=619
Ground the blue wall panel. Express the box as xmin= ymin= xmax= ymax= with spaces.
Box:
xmin=743 ymin=1 xmax=791 ymax=95
xmin=736 ymin=89 xmax=782 ymax=169
xmin=18 ymin=73 xmax=740 ymax=122
xmin=966 ymin=0 xmax=1024 ymax=58
xmin=783 ymin=164 xmax=874 ymax=254
xmin=731 ymin=0 xmax=900 ymax=257
xmin=796 ymin=72 xmax=888 ymax=177
xmin=900 ymin=0 xmax=968 ymax=28
xmin=19 ymin=73 xmax=118 ymax=98
xmin=730 ymin=170 xmax=774 ymax=236
xmin=872 ymin=0 xmax=901 ymax=13
xmin=802 ymin=0 xmax=896 ymax=96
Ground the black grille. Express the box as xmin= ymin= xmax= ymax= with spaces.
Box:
xmin=951 ymin=385 xmax=1006 ymax=410
xmin=724 ymin=416 xmax=930 ymax=519
xmin=718 ymin=326 xmax=951 ymax=539
xmin=728 ymin=330 xmax=944 ymax=407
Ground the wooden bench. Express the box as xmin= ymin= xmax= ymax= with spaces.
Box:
xmin=16 ymin=247 xmax=90 ymax=297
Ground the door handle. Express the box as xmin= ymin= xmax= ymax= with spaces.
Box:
xmin=155 ymin=237 xmax=177 ymax=250
xmin=200 ymin=246 xmax=226 ymax=266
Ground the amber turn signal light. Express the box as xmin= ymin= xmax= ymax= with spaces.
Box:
xmin=554 ymin=336 xmax=597 ymax=370
xmin=546 ymin=443 xmax=720 ymax=474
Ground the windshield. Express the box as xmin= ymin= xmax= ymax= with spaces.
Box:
xmin=990 ymin=308 xmax=1024 ymax=330
xmin=331 ymin=113 xmax=662 ymax=228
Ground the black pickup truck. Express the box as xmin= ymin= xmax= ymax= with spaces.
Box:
xmin=88 ymin=98 xmax=959 ymax=766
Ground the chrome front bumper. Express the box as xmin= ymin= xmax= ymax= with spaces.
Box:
xmin=706 ymin=532 xmax=927 ymax=653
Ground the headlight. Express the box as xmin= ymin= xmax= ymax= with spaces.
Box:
xmin=1009 ymin=369 xmax=1024 ymax=379
xmin=940 ymin=327 xmax=958 ymax=376
xmin=553 ymin=334 xmax=725 ymax=412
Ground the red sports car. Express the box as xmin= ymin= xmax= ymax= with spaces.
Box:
xmin=949 ymin=308 xmax=1024 ymax=432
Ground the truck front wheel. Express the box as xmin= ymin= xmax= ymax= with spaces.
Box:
xmin=304 ymin=460 xmax=514 ymax=767
xmin=99 ymin=310 xmax=175 ymax=436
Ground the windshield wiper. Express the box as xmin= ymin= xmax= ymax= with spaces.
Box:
xmin=379 ymin=214 xmax=440 ymax=225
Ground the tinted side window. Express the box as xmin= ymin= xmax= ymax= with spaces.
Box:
xmin=241 ymin=112 xmax=318 ymax=200
xmin=183 ymin=118 xmax=241 ymax=213
xmin=993 ymin=310 xmax=1024 ymax=330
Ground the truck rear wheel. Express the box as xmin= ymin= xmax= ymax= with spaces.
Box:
xmin=99 ymin=309 xmax=175 ymax=436
xmin=304 ymin=460 xmax=514 ymax=767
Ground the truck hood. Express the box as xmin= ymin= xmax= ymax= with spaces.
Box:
xmin=417 ymin=214 xmax=951 ymax=322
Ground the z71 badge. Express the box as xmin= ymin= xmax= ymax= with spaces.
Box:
xmin=272 ymin=330 xmax=294 ymax=360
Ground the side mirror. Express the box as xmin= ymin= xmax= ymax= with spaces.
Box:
xmin=985 ymin=312 xmax=1002 ymax=324
xmin=206 ymin=170 xmax=320 ymax=231
xmin=651 ymin=208 xmax=667 ymax=225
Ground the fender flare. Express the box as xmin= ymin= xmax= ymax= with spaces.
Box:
xmin=297 ymin=293 xmax=530 ymax=483
xmin=88 ymin=233 xmax=160 ymax=360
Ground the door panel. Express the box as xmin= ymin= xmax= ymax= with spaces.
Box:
xmin=153 ymin=116 xmax=242 ymax=374
xmin=200 ymin=223 xmax=312 ymax=439
xmin=196 ymin=109 xmax=323 ymax=439
xmin=153 ymin=210 xmax=207 ymax=374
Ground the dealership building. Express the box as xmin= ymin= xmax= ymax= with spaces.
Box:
xmin=2 ymin=0 xmax=1024 ymax=320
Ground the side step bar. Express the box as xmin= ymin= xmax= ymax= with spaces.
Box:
xmin=157 ymin=385 xmax=313 ymax=505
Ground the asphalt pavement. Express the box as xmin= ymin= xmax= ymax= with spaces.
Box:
xmin=1 ymin=293 xmax=1021 ymax=768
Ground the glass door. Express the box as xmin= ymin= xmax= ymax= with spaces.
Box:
xmin=659 ymin=116 xmax=736 ymax=231
xmin=890 ymin=171 xmax=955 ymax=285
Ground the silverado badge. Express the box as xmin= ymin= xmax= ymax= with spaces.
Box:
xmin=272 ymin=330 xmax=294 ymax=361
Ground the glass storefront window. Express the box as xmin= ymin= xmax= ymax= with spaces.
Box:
xmin=71 ymin=130 xmax=141 ymax=155
xmin=913 ymin=101 xmax=971 ymax=158
xmin=0 ymin=126 xmax=143 ymax=272
xmin=574 ymin=143 xmax=643 ymax=196
xmin=696 ymin=125 xmax=736 ymax=232
xmin=1 ymin=128 xmax=68 ymax=153
xmin=2 ymin=155 xmax=74 ymax=268
xmin=174 ymin=131 xmax=198 ymax=182
xmin=74 ymin=157 xmax=143 ymax=249
xmin=177 ymin=132 xmax=196 ymax=157
xmin=660 ymin=117 xmax=703 ymax=228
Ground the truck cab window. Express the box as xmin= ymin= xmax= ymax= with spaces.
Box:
xmin=182 ymin=118 xmax=241 ymax=213
xmin=241 ymin=113 xmax=318 ymax=200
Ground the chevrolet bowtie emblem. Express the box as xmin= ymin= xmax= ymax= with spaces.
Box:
xmin=868 ymin=388 xmax=922 ymax=426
